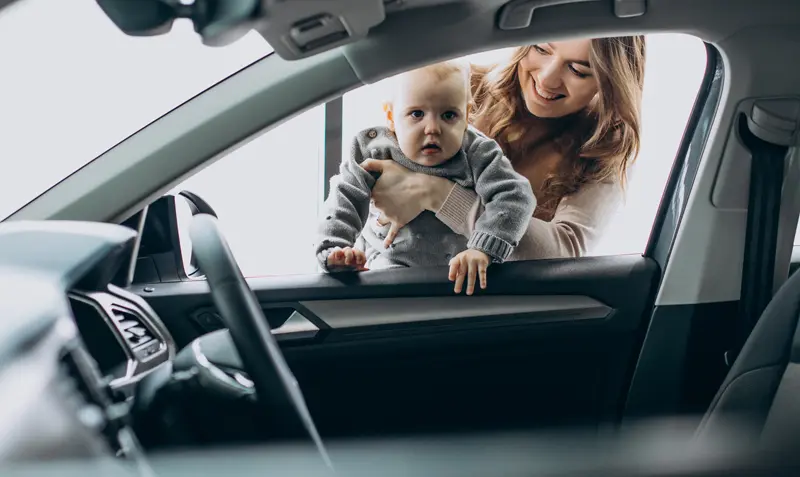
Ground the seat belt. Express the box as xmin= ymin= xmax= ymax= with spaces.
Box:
xmin=726 ymin=104 xmax=795 ymax=367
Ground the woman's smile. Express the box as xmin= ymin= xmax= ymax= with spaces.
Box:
xmin=530 ymin=77 xmax=565 ymax=104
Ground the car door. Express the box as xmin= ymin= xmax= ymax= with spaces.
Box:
xmin=132 ymin=201 xmax=657 ymax=438
xmin=120 ymin=39 xmax=722 ymax=439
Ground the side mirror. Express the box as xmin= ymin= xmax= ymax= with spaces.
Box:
xmin=125 ymin=190 xmax=218 ymax=285
xmin=175 ymin=190 xmax=219 ymax=279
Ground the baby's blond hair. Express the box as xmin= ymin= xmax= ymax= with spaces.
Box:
xmin=385 ymin=59 xmax=472 ymax=106
xmin=413 ymin=59 xmax=471 ymax=95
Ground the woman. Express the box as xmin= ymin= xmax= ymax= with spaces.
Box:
xmin=361 ymin=36 xmax=646 ymax=265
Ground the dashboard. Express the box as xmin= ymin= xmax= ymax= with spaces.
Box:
xmin=0 ymin=220 xmax=174 ymax=466
xmin=67 ymin=286 xmax=174 ymax=392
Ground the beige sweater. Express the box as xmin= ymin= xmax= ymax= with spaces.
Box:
xmin=434 ymin=179 xmax=624 ymax=260
xmin=433 ymin=65 xmax=627 ymax=260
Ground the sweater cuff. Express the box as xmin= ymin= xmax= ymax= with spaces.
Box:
xmin=435 ymin=183 xmax=476 ymax=236
xmin=467 ymin=231 xmax=514 ymax=263
xmin=317 ymin=248 xmax=335 ymax=272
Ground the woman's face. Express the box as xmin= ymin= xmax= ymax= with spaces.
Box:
xmin=517 ymin=40 xmax=599 ymax=119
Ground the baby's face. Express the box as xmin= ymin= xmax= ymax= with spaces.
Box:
xmin=389 ymin=69 xmax=469 ymax=166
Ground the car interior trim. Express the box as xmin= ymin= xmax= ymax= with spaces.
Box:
xmin=298 ymin=295 xmax=612 ymax=329
xmin=67 ymin=286 xmax=175 ymax=392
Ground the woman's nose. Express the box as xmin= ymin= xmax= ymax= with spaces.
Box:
xmin=537 ymin=58 xmax=563 ymax=90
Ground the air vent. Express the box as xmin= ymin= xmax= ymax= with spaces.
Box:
xmin=110 ymin=308 xmax=155 ymax=350
xmin=68 ymin=296 xmax=129 ymax=377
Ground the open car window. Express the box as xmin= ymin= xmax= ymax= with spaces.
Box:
xmin=341 ymin=36 xmax=708 ymax=258
xmin=171 ymin=34 xmax=709 ymax=278
xmin=0 ymin=0 xmax=273 ymax=220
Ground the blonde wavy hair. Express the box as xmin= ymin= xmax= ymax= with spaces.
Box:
xmin=470 ymin=36 xmax=646 ymax=220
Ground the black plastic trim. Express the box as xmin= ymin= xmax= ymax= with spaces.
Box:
xmin=139 ymin=254 xmax=659 ymax=349
xmin=623 ymin=301 xmax=737 ymax=423
xmin=143 ymin=255 xmax=655 ymax=308
xmin=323 ymin=97 xmax=343 ymax=200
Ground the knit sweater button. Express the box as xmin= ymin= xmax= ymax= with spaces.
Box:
xmin=367 ymin=129 xmax=377 ymax=138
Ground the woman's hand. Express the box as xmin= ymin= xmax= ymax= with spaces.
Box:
xmin=361 ymin=158 xmax=455 ymax=246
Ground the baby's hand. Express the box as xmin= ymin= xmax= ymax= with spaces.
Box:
xmin=326 ymin=247 xmax=368 ymax=271
xmin=448 ymin=249 xmax=490 ymax=295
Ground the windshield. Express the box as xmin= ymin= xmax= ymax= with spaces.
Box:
xmin=0 ymin=0 xmax=273 ymax=220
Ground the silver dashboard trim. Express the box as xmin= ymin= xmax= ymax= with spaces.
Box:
xmin=67 ymin=286 xmax=176 ymax=391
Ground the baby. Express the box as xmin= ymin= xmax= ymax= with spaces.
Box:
xmin=315 ymin=60 xmax=535 ymax=294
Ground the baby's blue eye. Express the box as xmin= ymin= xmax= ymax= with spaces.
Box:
xmin=442 ymin=111 xmax=457 ymax=120
xmin=410 ymin=110 xmax=424 ymax=118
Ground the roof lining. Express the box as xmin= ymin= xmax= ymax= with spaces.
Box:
xmin=343 ymin=0 xmax=800 ymax=84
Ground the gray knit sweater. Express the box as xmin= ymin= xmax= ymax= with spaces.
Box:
xmin=316 ymin=125 xmax=536 ymax=271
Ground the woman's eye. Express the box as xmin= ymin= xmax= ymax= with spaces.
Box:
xmin=409 ymin=110 xmax=424 ymax=118
xmin=533 ymin=45 xmax=548 ymax=54
xmin=442 ymin=111 xmax=457 ymax=120
xmin=568 ymin=65 xmax=590 ymax=79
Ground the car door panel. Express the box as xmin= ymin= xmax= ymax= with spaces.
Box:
xmin=140 ymin=254 xmax=659 ymax=437
xmin=294 ymin=294 xmax=611 ymax=329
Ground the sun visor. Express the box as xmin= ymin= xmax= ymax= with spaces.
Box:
xmin=256 ymin=0 xmax=386 ymax=60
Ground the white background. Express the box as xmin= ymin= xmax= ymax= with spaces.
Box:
xmin=0 ymin=0 xmax=272 ymax=220
xmin=1 ymin=1 xmax=712 ymax=278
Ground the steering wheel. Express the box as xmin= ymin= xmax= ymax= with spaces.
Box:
xmin=188 ymin=214 xmax=331 ymax=468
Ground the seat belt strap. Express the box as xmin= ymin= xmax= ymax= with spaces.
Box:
xmin=727 ymin=110 xmax=792 ymax=366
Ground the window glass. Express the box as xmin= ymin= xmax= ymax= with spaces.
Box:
xmin=0 ymin=0 xmax=272 ymax=220
xmin=341 ymin=34 xmax=708 ymax=256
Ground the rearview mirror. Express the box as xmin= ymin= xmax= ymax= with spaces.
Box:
xmin=95 ymin=0 xmax=260 ymax=46
xmin=95 ymin=0 xmax=386 ymax=58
